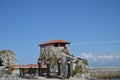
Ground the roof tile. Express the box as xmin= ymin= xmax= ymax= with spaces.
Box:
xmin=39 ymin=39 xmax=70 ymax=46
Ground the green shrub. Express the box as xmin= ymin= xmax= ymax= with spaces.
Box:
xmin=82 ymin=59 xmax=88 ymax=65
xmin=8 ymin=70 xmax=12 ymax=75
xmin=72 ymin=68 xmax=78 ymax=76
xmin=72 ymin=65 xmax=82 ymax=76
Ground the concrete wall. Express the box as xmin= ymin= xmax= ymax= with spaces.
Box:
xmin=12 ymin=68 xmax=19 ymax=75
xmin=89 ymin=67 xmax=120 ymax=78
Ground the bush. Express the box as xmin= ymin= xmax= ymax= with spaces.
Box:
xmin=8 ymin=70 xmax=12 ymax=75
xmin=72 ymin=68 xmax=78 ymax=76
xmin=82 ymin=59 xmax=88 ymax=65
xmin=72 ymin=66 xmax=82 ymax=76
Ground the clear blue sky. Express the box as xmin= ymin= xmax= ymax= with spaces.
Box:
xmin=0 ymin=0 xmax=120 ymax=67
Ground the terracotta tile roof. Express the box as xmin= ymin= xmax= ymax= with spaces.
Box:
xmin=11 ymin=64 xmax=38 ymax=68
xmin=11 ymin=64 xmax=47 ymax=69
xmin=11 ymin=65 xmax=20 ymax=68
xmin=39 ymin=39 xmax=70 ymax=46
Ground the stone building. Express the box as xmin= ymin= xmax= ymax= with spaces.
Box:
xmin=38 ymin=39 xmax=74 ymax=76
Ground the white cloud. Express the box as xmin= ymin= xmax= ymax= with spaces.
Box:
xmin=80 ymin=52 xmax=120 ymax=67
xmin=81 ymin=52 xmax=93 ymax=59
xmin=72 ymin=40 xmax=120 ymax=45
xmin=81 ymin=52 xmax=120 ymax=60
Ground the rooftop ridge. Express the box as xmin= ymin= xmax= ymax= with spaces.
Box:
xmin=39 ymin=39 xmax=70 ymax=46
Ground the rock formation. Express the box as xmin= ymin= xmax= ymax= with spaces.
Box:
xmin=0 ymin=50 xmax=18 ymax=67
xmin=38 ymin=40 xmax=89 ymax=78
xmin=39 ymin=40 xmax=74 ymax=77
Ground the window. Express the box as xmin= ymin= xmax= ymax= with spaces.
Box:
xmin=54 ymin=43 xmax=58 ymax=47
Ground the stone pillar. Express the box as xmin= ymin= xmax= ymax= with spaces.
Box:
xmin=29 ymin=67 xmax=32 ymax=75
xmin=19 ymin=67 xmax=22 ymax=77
xmin=34 ymin=68 xmax=36 ymax=76
xmin=22 ymin=66 xmax=25 ymax=77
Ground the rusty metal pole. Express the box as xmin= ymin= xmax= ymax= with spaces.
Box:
xmin=47 ymin=59 xmax=50 ymax=78
xmin=57 ymin=59 xmax=61 ymax=76
xmin=38 ymin=59 xmax=41 ymax=76
xmin=67 ymin=60 xmax=71 ymax=78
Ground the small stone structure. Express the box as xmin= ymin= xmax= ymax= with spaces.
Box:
xmin=38 ymin=39 xmax=89 ymax=78
xmin=38 ymin=40 xmax=74 ymax=77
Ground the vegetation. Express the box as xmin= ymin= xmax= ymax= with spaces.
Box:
xmin=8 ymin=70 xmax=12 ymax=75
xmin=40 ymin=53 xmax=46 ymax=60
xmin=0 ymin=50 xmax=15 ymax=55
xmin=40 ymin=52 xmax=58 ymax=68
xmin=0 ymin=50 xmax=17 ymax=66
xmin=72 ymin=59 xmax=89 ymax=76
xmin=50 ymin=53 xmax=58 ymax=68
xmin=74 ymin=59 xmax=79 ymax=65
xmin=72 ymin=65 xmax=82 ymax=76
xmin=82 ymin=59 xmax=88 ymax=66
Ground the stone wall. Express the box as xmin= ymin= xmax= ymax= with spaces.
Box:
xmin=39 ymin=44 xmax=74 ymax=77
xmin=72 ymin=58 xmax=89 ymax=77
xmin=39 ymin=44 xmax=90 ymax=78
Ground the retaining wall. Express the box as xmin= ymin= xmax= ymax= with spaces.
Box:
xmin=89 ymin=67 xmax=120 ymax=78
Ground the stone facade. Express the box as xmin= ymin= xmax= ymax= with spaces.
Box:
xmin=38 ymin=40 xmax=89 ymax=77
xmin=39 ymin=40 xmax=74 ymax=77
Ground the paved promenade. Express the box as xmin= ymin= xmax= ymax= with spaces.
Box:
xmin=0 ymin=76 xmax=68 ymax=80
xmin=1 ymin=77 xmax=63 ymax=80
xmin=18 ymin=77 xmax=87 ymax=80
xmin=18 ymin=77 xmax=61 ymax=80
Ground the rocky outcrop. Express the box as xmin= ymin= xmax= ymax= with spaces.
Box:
xmin=72 ymin=58 xmax=90 ymax=79
xmin=0 ymin=50 xmax=18 ymax=67
xmin=39 ymin=45 xmax=89 ymax=78
xmin=39 ymin=40 xmax=90 ymax=78
xmin=39 ymin=45 xmax=74 ymax=77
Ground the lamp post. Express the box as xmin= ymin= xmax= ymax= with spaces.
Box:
xmin=57 ymin=59 xmax=61 ymax=76
xmin=67 ymin=60 xmax=71 ymax=78
xmin=47 ymin=59 xmax=50 ymax=78
xmin=37 ymin=59 xmax=41 ymax=76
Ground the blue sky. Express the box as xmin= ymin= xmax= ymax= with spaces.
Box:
xmin=0 ymin=0 xmax=120 ymax=67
